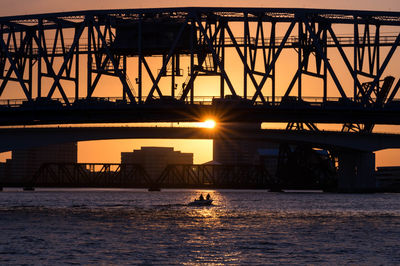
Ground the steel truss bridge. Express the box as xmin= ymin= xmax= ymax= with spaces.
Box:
xmin=1 ymin=7 xmax=400 ymax=129
xmin=21 ymin=163 xmax=273 ymax=189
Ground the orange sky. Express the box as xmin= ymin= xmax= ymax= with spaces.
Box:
xmin=1 ymin=1 xmax=400 ymax=166
xmin=1 ymin=0 xmax=400 ymax=16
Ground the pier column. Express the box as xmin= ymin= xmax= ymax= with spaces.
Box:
xmin=213 ymin=123 xmax=263 ymax=165
xmin=337 ymin=151 xmax=376 ymax=193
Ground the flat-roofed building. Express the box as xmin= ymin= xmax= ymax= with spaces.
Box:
xmin=121 ymin=147 xmax=193 ymax=179
xmin=375 ymin=166 xmax=400 ymax=192
xmin=7 ymin=142 xmax=77 ymax=183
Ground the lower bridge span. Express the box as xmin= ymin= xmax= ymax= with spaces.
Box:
xmin=0 ymin=126 xmax=400 ymax=152
xmin=11 ymin=163 xmax=275 ymax=190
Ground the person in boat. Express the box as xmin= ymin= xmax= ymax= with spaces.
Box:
xmin=206 ymin=193 xmax=211 ymax=200
xmin=199 ymin=194 xmax=204 ymax=201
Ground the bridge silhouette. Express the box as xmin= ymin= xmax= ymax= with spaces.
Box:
xmin=2 ymin=7 xmax=400 ymax=191
xmin=1 ymin=126 xmax=400 ymax=153
xmin=1 ymin=8 xmax=400 ymax=125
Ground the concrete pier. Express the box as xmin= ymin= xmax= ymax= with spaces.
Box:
xmin=337 ymin=151 xmax=376 ymax=193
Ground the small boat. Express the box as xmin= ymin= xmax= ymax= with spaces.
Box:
xmin=188 ymin=199 xmax=213 ymax=206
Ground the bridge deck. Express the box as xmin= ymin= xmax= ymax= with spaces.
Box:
xmin=1 ymin=126 xmax=400 ymax=152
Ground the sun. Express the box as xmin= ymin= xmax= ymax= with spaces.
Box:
xmin=202 ymin=119 xmax=216 ymax=129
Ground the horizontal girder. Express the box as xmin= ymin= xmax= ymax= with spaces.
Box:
xmin=1 ymin=126 xmax=400 ymax=152
xmin=0 ymin=102 xmax=400 ymax=126
xmin=1 ymin=7 xmax=400 ymax=28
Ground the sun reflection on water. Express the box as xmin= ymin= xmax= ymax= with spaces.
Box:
xmin=187 ymin=190 xmax=222 ymax=218
xmin=184 ymin=190 xmax=242 ymax=264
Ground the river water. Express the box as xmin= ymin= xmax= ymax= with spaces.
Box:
xmin=0 ymin=188 xmax=399 ymax=265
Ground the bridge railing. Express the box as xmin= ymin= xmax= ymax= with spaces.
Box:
xmin=0 ymin=96 xmax=335 ymax=106
xmin=0 ymin=96 xmax=383 ymax=109
xmin=5 ymin=34 xmax=400 ymax=56
xmin=223 ymin=34 xmax=400 ymax=47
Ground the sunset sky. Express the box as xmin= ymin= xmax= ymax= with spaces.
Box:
xmin=2 ymin=0 xmax=400 ymax=16
xmin=1 ymin=0 xmax=400 ymax=166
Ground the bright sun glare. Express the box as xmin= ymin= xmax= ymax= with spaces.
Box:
xmin=202 ymin=119 xmax=216 ymax=129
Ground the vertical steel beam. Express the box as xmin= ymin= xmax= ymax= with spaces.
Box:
xmin=180 ymin=20 xmax=222 ymax=101
xmin=75 ymin=28 xmax=79 ymax=101
xmin=367 ymin=25 xmax=374 ymax=75
xmin=305 ymin=20 xmax=347 ymax=99
xmin=87 ymin=17 xmax=92 ymax=98
xmin=259 ymin=20 xmax=265 ymax=75
xmin=171 ymin=53 xmax=175 ymax=97
xmin=387 ymin=78 xmax=400 ymax=103
xmin=323 ymin=28 xmax=327 ymax=102
xmin=195 ymin=16 xmax=237 ymax=97
xmin=298 ymin=21 xmax=302 ymax=100
xmin=190 ymin=19 xmax=194 ymax=104
xmin=220 ymin=21 xmax=225 ymax=99
xmin=0 ymin=34 xmax=31 ymax=100
xmin=328 ymin=27 xmax=364 ymax=97
xmin=252 ymin=21 xmax=296 ymax=103
xmin=0 ymin=27 xmax=12 ymax=97
xmin=376 ymin=25 xmax=380 ymax=78
xmin=146 ymin=17 xmax=189 ymax=102
xmin=46 ymin=23 xmax=85 ymax=104
xmin=365 ymin=33 xmax=400 ymax=99
xmin=28 ymin=31 xmax=33 ymax=99
xmin=243 ymin=13 xmax=248 ymax=99
xmin=138 ymin=14 xmax=142 ymax=104
xmin=37 ymin=19 xmax=43 ymax=98
xmin=123 ymin=55 xmax=127 ymax=101
xmin=251 ymin=19 xmax=259 ymax=71
xmin=93 ymin=20 xmax=136 ymax=103
xmin=354 ymin=19 xmax=358 ymax=99
xmin=304 ymin=21 xmax=347 ymax=99
xmin=271 ymin=22 xmax=276 ymax=104
xmin=225 ymin=24 xmax=266 ymax=104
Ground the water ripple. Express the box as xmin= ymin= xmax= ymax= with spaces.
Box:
xmin=0 ymin=189 xmax=399 ymax=264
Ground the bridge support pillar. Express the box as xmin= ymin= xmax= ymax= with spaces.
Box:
xmin=337 ymin=151 xmax=376 ymax=193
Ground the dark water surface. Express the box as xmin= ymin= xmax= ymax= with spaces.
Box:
xmin=0 ymin=189 xmax=399 ymax=265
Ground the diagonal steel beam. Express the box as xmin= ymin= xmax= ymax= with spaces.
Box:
xmin=92 ymin=19 xmax=136 ymax=103
xmin=0 ymin=30 xmax=32 ymax=97
xmin=0 ymin=67 xmax=13 ymax=96
xmin=179 ymin=20 xmax=223 ymax=101
xmin=328 ymin=26 xmax=365 ymax=98
xmin=142 ymin=57 xmax=163 ymax=97
xmin=225 ymin=24 xmax=266 ymax=104
xmin=365 ymin=32 xmax=400 ymax=101
xmin=283 ymin=59 xmax=309 ymax=98
xmin=195 ymin=15 xmax=237 ymax=97
xmin=33 ymin=30 xmax=73 ymax=103
xmin=387 ymin=78 xmax=400 ymax=103
xmin=304 ymin=20 xmax=347 ymax=99
xmin=46 ymin=22 xmax=85 ymax=104
xmin=0 ymin=33 xmax=31 ymax=100
xmin=0 ymin=21 xmax=33 ymax=32
xmin=145 ymin=17 xmax=189 ymax=102
xmin=251 ymin=21 xmax=296 ymax=103
xmin=88 ymin=56 xmax=110 ymax=97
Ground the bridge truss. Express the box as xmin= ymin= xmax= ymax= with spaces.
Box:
xmin=1 ymin=8 xmax=400 ymax=126
xmin=12 ymin=162 xmax=274 ymax=189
